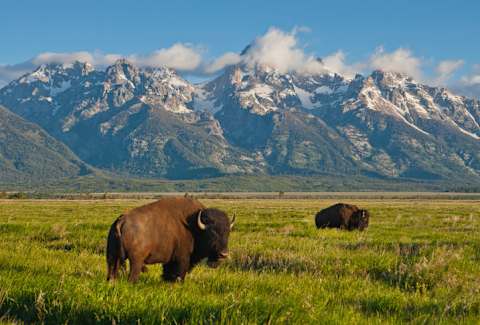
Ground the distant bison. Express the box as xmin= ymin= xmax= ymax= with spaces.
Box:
xmin=107 ymin=197 xmax=235 ymax=283
xmin=315 ymin=203 xmax=369 ymax=231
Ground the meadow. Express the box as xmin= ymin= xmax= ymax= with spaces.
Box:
xmin=0 ymin=197 xmax=479 ymax=324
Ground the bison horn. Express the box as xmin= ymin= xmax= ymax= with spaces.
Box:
xmin=230 ymin=214 xmax=236 ymax=230
xmin=197 ymin=210 xmax=206 ymax=230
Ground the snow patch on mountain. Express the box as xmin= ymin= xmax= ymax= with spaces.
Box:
xmin=237 ymin=83 xmax=278 ymax=115
xmin=314 ymin=85 xmax=334 ymax=95
xmin=293 ymin=85 xmax=315 ymax=109
xmin=1 ymin=59 xmax=480 ymax=182
xmin=19 ymin=66 xmax=50 ymax=84
xmin=192 ymin=85 xmax=223 ymax=114
xmin=50 ymin=80 xmax=71 ymax=96
xmin=457 ymin=127 xmax=480 ymax=139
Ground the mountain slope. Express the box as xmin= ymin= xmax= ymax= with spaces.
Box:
xmin=1 ymin=58 xmax=480 ymax=184
xmin=200 ymin=63 xmax=480 ymax=181
xmin=309 ymin=71 xmax=480 ymax=180
xmin=0 ymin=105 xmax=91 ymax=184
xmin=0 ymin=61 xmax=261 ymax=178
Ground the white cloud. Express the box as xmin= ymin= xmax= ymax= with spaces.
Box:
xmin=204 ymin=52 xmax=241 ymax=74
xmin=0 ymin=27 xmax=476 ymax=97
xmin=463 ymin=75 xmax=480 ymax=85
xmin=451 ymin=64 xmax=480 ymax=98
xmin=128 ymin=43 xmax=203 ymax=71
xmin=0 ymin=44 xmax=204 ymax=86
xmin=31 ymin=45 xmax=204 ymax=72
xmin=0 ymin=29 xmax=332 ymax=87
xmin=433 ymin=59 xmax=464 ymax=85
xmin=460 ymin=64 xmax=480 ymax=85
xmin=0 ymin=62 xmax=33 ymax=87
xmin=367 ymin=49 xmax=467 ymax=90
xmin=33 ymin=51 xmax=94 ymax=65
xmin=292 ymin=25 xmax=311 ymax=34
xmin=0 ymin=51 xmax=125 ymax=86
xmin=32 ymin=51 xmax=124 ymax=67
xmin=368 ymin=47 xmax=423 ymax=80
xmin=322 ymin=51 xmax=364 ymax=78
xmin=241 ymin=27 xmax=327 ymax=74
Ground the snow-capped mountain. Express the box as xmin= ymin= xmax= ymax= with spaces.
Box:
xmin=194 ymin=60 xmax=480 ymax=180
xmin=0 ymin=60 xmax=264 ymax=178
xmin=1 ymin=57 xmax=480 ymax=182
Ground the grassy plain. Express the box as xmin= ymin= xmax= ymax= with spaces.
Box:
xmin=0 ymin=197 xmax=479 ymax=324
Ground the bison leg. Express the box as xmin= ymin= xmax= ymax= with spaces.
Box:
xmin=141 ymin=265 xmax=148 ymax=273
xmin=162 ymin=262 xmax=179 ymax=282
xmin=128 ymin=259 xmax=144 ymax=283
xmin=107 ymin=259 xmax=119 ymax=281
xmin=107 ymin=253 xmax=124 ymax=281
xmin=162 ymin=255 xmax=190 ymax=282
xmin=176 ymin=257 xmax=190 ymax=281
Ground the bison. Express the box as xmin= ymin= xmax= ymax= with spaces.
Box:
xmin=315 ymin=203 xmax=369 ymax=231
xmin=106 ymin=197 xmax=235 ymax=283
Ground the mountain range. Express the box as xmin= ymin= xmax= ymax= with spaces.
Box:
xmin=1 ymin=47 xmax=480 ymax=190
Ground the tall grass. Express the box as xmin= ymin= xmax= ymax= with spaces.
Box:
xmin=0 ymin=199 xmax=479 ymax=323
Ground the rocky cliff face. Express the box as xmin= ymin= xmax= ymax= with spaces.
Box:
xmin=1 ymin=57 xmax=480 ymax=181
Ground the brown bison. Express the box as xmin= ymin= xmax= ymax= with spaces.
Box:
xmin=315 ymin=203 xmax=369 ymax=231
xmin=106 ymin=197 xmax=235 ymax=283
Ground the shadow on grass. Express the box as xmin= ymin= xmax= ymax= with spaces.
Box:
xmin=227 ymin=251 xmax=321 ymax=275
xmin=0 ymin=290 xmax=282 ymax=324
xmin=0 ymin=291 xmax=159 ymax=324
xmin=44 ymin=240 xmax=105 ymax=255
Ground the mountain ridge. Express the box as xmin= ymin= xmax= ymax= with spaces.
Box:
xmin=0 ymin=105 xmax=93 ymax=184
xmin=1 ymin=59 xmax=479 ymax=186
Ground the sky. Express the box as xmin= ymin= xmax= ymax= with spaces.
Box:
xmin=1 ymin=0 xmax=479 ymax=96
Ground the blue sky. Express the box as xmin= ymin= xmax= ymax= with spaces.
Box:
xmin=1 ymin=0 xmax=479 ymax=95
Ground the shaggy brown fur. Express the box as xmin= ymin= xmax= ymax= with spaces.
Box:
xmin=315 ymin=203 xmax=369 ymax=231
xmin=106 ymin=197 xmax=233 ymax=283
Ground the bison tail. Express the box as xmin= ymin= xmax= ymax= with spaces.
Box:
xmin=106 ymin=216 xmax=125 ymax=281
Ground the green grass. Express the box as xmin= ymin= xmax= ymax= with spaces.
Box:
xmin=1 ymin=198 xmax=479 ymax=324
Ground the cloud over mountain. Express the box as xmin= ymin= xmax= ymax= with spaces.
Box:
xmin=0 ymin=27 xmax=478 ymax=99
xmin=202 ymin=52 xmax=242 ymax=74
xmin=433 ymin=59 xmax=464 ymax=85
xmin=368 ymin=47 xmax=423 ymax=80
xmin=240 ymin=27 xmax=327 ymax=74
xmin=454 ymin=64 xmax=480 ymax=98
xmin=1 ymin=57 xmax=479 ymax=184
xmin=128 ymin=43 xmax=203 ymax=71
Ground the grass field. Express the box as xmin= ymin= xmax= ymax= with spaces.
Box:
xmin=1 ymin=198 xmax=479 ymax=324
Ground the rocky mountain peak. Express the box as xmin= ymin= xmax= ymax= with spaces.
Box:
xmin=369 ymin=70 xmax=417 ymax=94
xmin=1 ymin=59 xmax=480 ymax=183
xmin=105 ymin=59 xmax=140 ymax=86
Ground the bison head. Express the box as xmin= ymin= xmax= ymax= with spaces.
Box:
xmin=195 ymin=208 xmax=235 ymax=268
xmin=349 ymin=209 xmax=370 ymax=231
